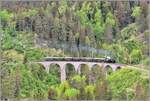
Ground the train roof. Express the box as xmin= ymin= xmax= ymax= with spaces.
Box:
xmin=43 ymin=57 xmax=115 ymax=62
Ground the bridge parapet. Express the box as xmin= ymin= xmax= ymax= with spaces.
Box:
xmin=35 ymin=60 xmax=126 ymax=82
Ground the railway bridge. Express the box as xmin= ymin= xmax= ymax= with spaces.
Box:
xmin=35 ymin=57 xmax=126 ymax=82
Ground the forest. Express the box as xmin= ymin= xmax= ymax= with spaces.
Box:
xmin=0 ymin=0 xmax=150 ymax=100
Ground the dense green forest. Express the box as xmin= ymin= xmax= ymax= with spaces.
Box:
xmin=0 ymin=1 xmax=150 ymax=100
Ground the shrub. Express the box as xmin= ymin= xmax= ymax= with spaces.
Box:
xmin=84 ymin=85 xmax=95 ymax=100
xmin=131 ymin=6 xmax=142 ymax=17
xmin=3 ymin=50 xmax=24 ymax=62
xmin=64 ymin=88 xmax=80 ymax=100
xmin=107 ymin=67 xmax=149 ymax=100
xmin=0 ymin=10 xmax=14 ymax=21
xmin=130 ymin=49 xmax=142 ymax=64
xmin=26 ymin=48 xmax=46 ymax=61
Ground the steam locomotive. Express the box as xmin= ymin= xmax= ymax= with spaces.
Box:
xmin=44 ymin=56 xmax=115 ymax=63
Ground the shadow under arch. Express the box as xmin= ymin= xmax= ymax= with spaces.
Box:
xmin=90 ymin=64 xmax=105 ymax=84
xmin=116 ymin=66 xmax=121 ymax=71
xmin=78 ymin=63 xmax=90 ymax=76
xmin=105 ymin=65 xmax=113 ymax=75
xmin=91 ymin=64 xmax=102 ymax=74
xmin=65 ymin=63 xmax=76 ymax=80
xmin=49 ymin=63 xmax=61 ymax=83
xmin=77 ymin=63 xmax=90 ymax=84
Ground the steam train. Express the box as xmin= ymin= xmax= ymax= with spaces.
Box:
xmin=44 ymin=56 xmax=115 ymax=63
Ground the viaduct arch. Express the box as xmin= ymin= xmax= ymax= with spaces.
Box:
xmin=36 ymin=61 xmax=126 ymax=82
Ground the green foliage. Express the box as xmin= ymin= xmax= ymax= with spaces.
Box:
xmin=105 ymin=12 xmax=115 ymax=26
xmin=75 ymin=32 xmax=80 ymax=39
xmin=55 ymin=81 xmax=70 ymax=99
xmin=75 ymin=1 xmax=116 ymax=43
xmin=75 ymin=2 xmax=91 ymax=26
xmin=46 ymin=48 xmax=66 ymax=57
xmin=120 ymin=23 xmax=138 ymax=40
xmin=1 ymin=1 xmax=149 ymax=100
xmin=2 ymin=33 xmax=14 ymax=50
xmin=3 ymin=49 xmax=24 ymax=62
xmin=130 ymin=49 xmax=142 ymax=64
xmin=92 ymin=7 xmax=105 ymax=41
xmin=102 ymin=43 xmax=112 ymax=50
xmin=108 ymin=67 xmax=149 ymax=99
xmin=72 ymin=75 xmax=86 ymax=84
xmin=140 ymin=57 xmax=150 ymax=69
xmin=131 ymin=6 xmax=142 ymax=17
xmin=84 ymin=85 xmax=95 ymax=100
xmin=26 ymin=48 xmax=46 ymax=61
xmin=2 ymin=26 xmax=34 ymax=52
xmin=111 ymin=23 xmax=144 ymax=64
xmin=1 ymin=23 xmax=16 ymax=50
xmin=20 ymin=67 xmax=48 ymax=99
xmin=21 ymin=9 xmax=38 ymax=17
xmin=126 ymin=88 xmax=136 ymax=100
xmin=111 ymin=43 xmax=130 ymax=63
xmin=58 ymin=0 xmax=68 ymax=15
xmin=111 ymin=40 xmax=143 ymax=64
xmin=0 ymin=10 xmax=14 ymax=21
xmin=64 ymin=88 xmax=80 ymax=100
xmin=123 ymin=39 xmax=142 ymax=53
xmin=85 ymin=36 xmax=91 ymax=46
xmin=1 ymin=61 xmax=60 ymax=99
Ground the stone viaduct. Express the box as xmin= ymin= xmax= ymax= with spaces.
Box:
xmin=35 ymin=57 xmax=126 ymax=82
